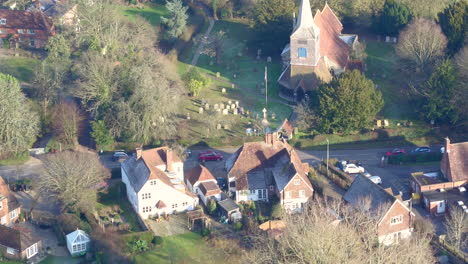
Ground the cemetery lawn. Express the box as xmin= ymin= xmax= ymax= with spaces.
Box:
xmin=117 ymin=1 xmax=168 ymax=26
xmin=0 ymin=56 xmax=39 ymax=82
xmin=134 ymin=232 xmax=228 ymax=264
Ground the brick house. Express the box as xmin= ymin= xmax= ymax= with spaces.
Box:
xmin=410 ymin=138 xmax=468 ymax=215
xmin=0 ymin=223 xmax=42 ymax=260
xmin=225 ymin=133 xmax=313 ymax=212
xmin=186 ymin=164 xmax=222 ymax=206
xmin=344 ymin=175 xmax=414 ymax=245
xmin=0 ymin=9 xmax=55 ymax=49
xmin=121 ymin=147 xmax=198 ymax=219
xmin=0 ymin=176 xmax=21 ymax=226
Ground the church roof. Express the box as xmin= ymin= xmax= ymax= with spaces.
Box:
xmin=314 ymin=4 xmax=350 ymax=68
xmin=292 ymin=0 xmax=320 ymax=39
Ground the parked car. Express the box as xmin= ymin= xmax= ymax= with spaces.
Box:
xmin=385 ymin=148 xmax=406 ymax=156
xmin=369 ymin=176 xmax=382 ymax=185
xmin=342 ymin=163 xmax=365 ymax=174
xmin=112 ymin=151 xmax=128 ymax=162
xmin=198 ymin=151 xmax=223 ymax=162
xmin=411 ymin=147 xmax=431 ymax=153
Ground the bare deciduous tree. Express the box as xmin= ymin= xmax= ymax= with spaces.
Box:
xmin=199 ymin=30 xmax=227 ymax=64
xmin=444 ymin=206 xmax=468 ymax=250
xmin=245 ymin=198 xmax=435 ymax=264
xmin=454 ymin=46 xmax=468 ymax=80
xmin=396 ymin=18 xmax=447 ymax=72
xmin=38 ymin=151 xmax=110 ymax=213
xmin=51 ymin=101 xmax=84 ymax=148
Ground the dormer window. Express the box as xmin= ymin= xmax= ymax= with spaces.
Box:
xmin=0 ymin=19 xmax=6 ymax=25
xmin=298 ymin=48 xmax=307 ymax=58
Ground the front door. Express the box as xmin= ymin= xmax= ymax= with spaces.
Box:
xmin=437 ymin=201 xmax=445 ymax=214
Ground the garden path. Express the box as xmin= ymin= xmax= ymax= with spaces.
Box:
xmin=190 ymin=17 xmax=214 ymax=67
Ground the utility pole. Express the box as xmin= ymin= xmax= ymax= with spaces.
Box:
xmin=264 ymin=66 xmax=268 ymax=107
xmin=326 ymin=138 xmax=329 ymax=177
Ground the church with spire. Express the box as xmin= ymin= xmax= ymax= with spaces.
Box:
xmin=278 ymin=1 xmax=358 ymax=101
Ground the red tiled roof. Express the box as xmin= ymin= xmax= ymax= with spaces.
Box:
xmin=279 ymin=119 xmax=294 ymax=136
xmin=156 ymin=200 xmax=167 ymax=209
xmin=198 ymin=181 xmax=221 ymax=196
xmin=186 ymin=164 xmax=216 ymax=186
xmin=441 ymin=139 xmax=468 ymax=182
xmin=0 ymin=10 xmax=54 ymax=32
xmin=314 ymin=5 xmax=350 ymax=68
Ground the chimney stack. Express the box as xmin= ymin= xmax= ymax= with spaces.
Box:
xmin=166 ymin=149 xmax=173 ymax=172
xmin=445 ymin=137 xmax=451 ymax=153
xmin=136 ymin=148 xmax=142 ymax=160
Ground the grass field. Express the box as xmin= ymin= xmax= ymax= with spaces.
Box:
xmin=117 ymin=1 xmax=168 ymax=26
xmin=0 ymin=56 xmax=39 ymax=82
xmin=39 ymin=256 xmax=85 ymax=264
xmin=134 ymin=232 xmax=226 ymax=264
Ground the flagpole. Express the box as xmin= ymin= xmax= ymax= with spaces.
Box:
xmin=265 ymin=66 xmax=268 ymax=107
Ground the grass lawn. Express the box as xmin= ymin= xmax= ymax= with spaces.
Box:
xmin=0 ymin=152 xmax=30 ymax=166
xmin=117 ymin=1 xmax=168 ymax=26
xmin=0 ymin=56 xmax=39 ymax=82
xmin=39 ymin=256 xmax=85 ymax=264
xmin=134 ymin=232 xmax=227 ymax=264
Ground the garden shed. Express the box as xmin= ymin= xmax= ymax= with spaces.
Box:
xmin=66 ymin=229 xmax=91 ymax=256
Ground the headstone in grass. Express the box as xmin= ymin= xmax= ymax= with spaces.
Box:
xmin=272 ymin=113 xmax=276 ymax=120
xmin=222 ymin=109 xmax=228 ymax=115
xmin=235 ymin=101 xmax=239 ymax=107
xmin=217 ymin=124 xmax=222 ymax=130
xmin=187 ymin=113 xmax=191 ymax=120
xmin=222 ymin=88 xmax=226 ymax=93
xmin=231 ymin=84 xmax=235 ymax=89
xmin=214 ymin=104 xmax=219 ymax=109
xmin=226 ymin=105 xmax=230 ymax=110
xmin=267 ymin=56 xmax=272 ymax=63
xmin=216 ymin=72 xmax=220 ymax=78
xmin=216 ymin=108 xmax=221 ymax=112
xmin=383 ymin=120 xmax=389 ymax=127
xmin=228 ymin=100 xmax=232 ymax=104
xmin=376 ymin=120 xmax=382 ymax=127
xmin=233 ymin=74 xmax=237 ymax=79
xmin=231 ymin=104 xmax=236 ymax=110
xmin=224 ymin=124 xmax=230 ymax=130
xmin=220 ymin=103 xmax=225 ymax=109
xmin=408 ymin=122 xmax=413 ymax=127
xmin=205 ymin=103 xmax=210 ymax=110
xmin=233 ymin=108 xmax=238 ymax=115
xmin=237 ymin=52 xmax=242 ymax=57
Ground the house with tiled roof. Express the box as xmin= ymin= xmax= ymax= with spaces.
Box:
xmin=344 ymin=175 xmax=414 ymax=245
xmin=186 ymin=164 xmax=222 ymax=206
xmin=410 ymin=138 xmax=468 ymax=215
xmin=121 ymin=147 xmax=198 ymax=219
xmin=277 ymin=118 xmax=295 ymax=139
xmin=0 ymin=9 xmax=55 ymax=48
xmin=0 ymin=176 xmax=21 ymax=226
xmin=225 ymin=133 xmax=313 ymax=212
xmin=0 ymin=223 xmax=42 ymax=260
xmin=278 ymin=1 xmax=358 ymax=101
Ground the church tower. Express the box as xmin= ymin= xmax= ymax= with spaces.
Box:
xmin=290 ymin=0 xmax=320 ymax=67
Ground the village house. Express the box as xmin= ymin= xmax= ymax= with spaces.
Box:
xmin=411 ymin=138 xmax=468 ymax=215
xmin=278 ymin=0 xmax=358 ymax=101
xmin=0 ymin=9 xmax=55 ymax=49
xmin=0 ymin=223 xmax=42 ymax=260
xmin=186 ymin=164 xmax=222 ymax=206
xmin=225 ymin=133 xmax=313 ymax=212
xmin=344 ymin=175 xmax=414 ymax=245
xmin=121 ymin=147 xmax=198 ymax=219
xmin=277 ymin=118 xmax=295 ymax=140
xmin=0 ymin=176 xmax=21 ymax=226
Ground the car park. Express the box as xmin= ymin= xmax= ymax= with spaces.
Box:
xmin=198 ymin=151 xmax=223 ymax=162
xmin=369 ymin=176 xmax=382 ymax=185
xmin=112 ymin=151 xmax=128 ymax=162
xmin=385 ymin=148 xmax=406 ymax=156
xmin=411 ymin=147 xmax=431 ymax=153
xmin=342 ymin=163 xmax=365 ymax=174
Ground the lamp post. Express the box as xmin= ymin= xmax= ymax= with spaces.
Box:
xmin=326 ymin=138 xmax=329 ymax=177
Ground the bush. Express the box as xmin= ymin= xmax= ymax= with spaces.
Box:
xmin=152 ymin=236 xmax=163 ymax=246
xmin=233 ymin=221 xmax=243 ymax=231
xmin=128 ymin=239 xmax=148 ymax=253
xmin=271 ymin=203 xmax=284 ymax=219
xmin=182 ymin=68 xmax=210 ymax=96
xmin=201 ymin=228 xmax=211 ymax=237
xmin=388 ymin=152 xmax=443 ymax=164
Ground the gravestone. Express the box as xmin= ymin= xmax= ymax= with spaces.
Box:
xmin=216 ymin=72 xmax=220 ymax=78
xmin=226 ymin=105 xmax=230 ymax=110
xmin=199 ymin=107 xmax=204 ymax=114
xmin=221 ymin=88 xmax=226 ymax=93
xmin=239 ymin=107 xmax=244 ymax=115
xmin=233 ymin=74 xmax=237 ymax=79
xmin=267 ymin=56 xmax=272 ymax=63
xmin=231 ymin=84 xmax=235 ymax=88
xmin=376 ymin=120 xmax=382 ymax=127
xmin=214 ymin=104 xmax=219 ymax=109
xmin=217 ymin=124 xmax=222 ymax=130
xmin=222 ymin=109 xmax=228 ymax=115
xmin=220 ymin=103 xmax=225 ymax=109
xmin=271 ymin=113 xmax=276 ymax=120
xmin=237 ymin=51 xmax=242 ymax=57
xmin=216 ymin=108 xmax=221 ymax=112
xmin=224 ymin=124 xmax=230 ymax=130
xmin=233 ymin=108 xmax=238 ymax=115
xmin=205 ymin=103 xmax=210 ymax=110
xmin=187 ymin=113 xmax=190 ymax=120
xmin=383 ymin=120 xmax=389 ymax=127
xmin=231 ymin=104 xmax=236 ymax=109
xmin=235 ymin=101 xmax=239 ymax=107
xmin=228 ymin=100 xmax=232 ymax=105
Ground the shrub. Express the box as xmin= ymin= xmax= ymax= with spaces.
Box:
xmin=233 ymin=221 xmax=243 ymax=231
xmin=152 ymin=236 xmax=163 ymax=246
xmin=271 ymin=203 xmax=285 ymax=219
xmin=187 ymin=79 xmax=204 ymax=96
xmin=128 ymin=239 xmax=149 ymax=253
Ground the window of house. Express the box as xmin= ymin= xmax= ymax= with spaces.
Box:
xmin=73 ymin=245 xmax=77 ymax=252
xmin=263 ymin=189 xmax=267 ymax=199
xmin=18 ymin=29 xmax=24 ymax=34
xmin=294 ymin=179 xmax=300 ymax=185
xmin=0 ymin=19 xmax=6 ymax=25
xmin=390 ymin=215 xmax=403 ymax=225
xmin=26 ymin=243 xmax=37 ymax=258
xmin=150 ymin=180 xmax=156 ymax=185
xmin=27 ymin=29 xmax=35 ymax=34
xmin=7 ymin=247 xmax=15 ymax=255
xmin=258 ymin=190 xmax=263 ymax=199
xmin=143 ymin=206 xmax=152 ymax=213
xmin=142 ymin=193 xmax=151 ymax=199
xmin=172 ymin=204 xmax=178 ymax=209
xmin=10 ymin=209 xmax=17 ymax=219
xmin=285 ymin=191 xmax=291 ymax=199
xmin=250 ymin=190 xmax=255 ymax=194
xmin=298 ymin=48 xmax=307 ymax=58
xmin=182 ymin=202 xmax=188 ymax=206
xmin=299 ymin=190 xmax=305 ymax=198
xmin=29 ymin=39 xmax=35 ymax=47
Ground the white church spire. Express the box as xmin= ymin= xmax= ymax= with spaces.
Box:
xmin=294 ymin=0 xmax=320 ymax=37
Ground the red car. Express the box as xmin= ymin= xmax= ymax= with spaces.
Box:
xmin=385 ymin=148 xmax=406 ymax=156
xmin=198 ymin=151 xmax=223 ymax=162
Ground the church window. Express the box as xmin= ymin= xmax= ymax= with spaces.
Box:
xmin=298 ymin=48 xmax=307 ymax=58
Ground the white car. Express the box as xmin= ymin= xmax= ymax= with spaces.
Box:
xmin=369 ymin=176 xmax=382 ymax=185
xmin=343 ymin=164 xmax=365 ymax=174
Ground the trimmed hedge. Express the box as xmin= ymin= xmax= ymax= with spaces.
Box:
xmin=388 ymin=152 xmax=443 ymax=164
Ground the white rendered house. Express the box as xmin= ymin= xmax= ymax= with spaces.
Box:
xmin=66 ymin=229 xmax=90 ymax=256
xmin=122 ymin=147 xmax=198 ymax=219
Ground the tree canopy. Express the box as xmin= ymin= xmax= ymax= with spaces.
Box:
xmin=161 ymin=0 xmax=189 ymax=39
xmin=318 ymin=70 xmax=384 ymax=134
xmin=438 ymin=0 xmax=467 ymax=55
xmin=0 ymin=73 xmax=39 ymax=158
xmin=373 ymin=0 xmax=412 ymax=36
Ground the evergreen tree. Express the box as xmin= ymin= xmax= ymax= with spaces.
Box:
xmin=374 ymin=0 xmax=412 ymax=37
xmin=161 ymin=0 xmax=189 ymax=39
xmin=0 ymin=74 xmax=39 ymax=158
xmin=438 ymin=0 xmax=467 ymax=55
xmin=318 ymin=70 xmax=384 ymax=134
xmin=91 ymin=120 xmax=114 ymax=149
xmin=422 ymin=59 xmax=460 ymax=124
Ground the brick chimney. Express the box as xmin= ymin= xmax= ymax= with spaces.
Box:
xmin=136 ymin=148 xmax=142 ymax=160
xmin=166 ymin=149 xmax=173 ymax=172
xmin=445 ymin=137 xmax=451 ymax=153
